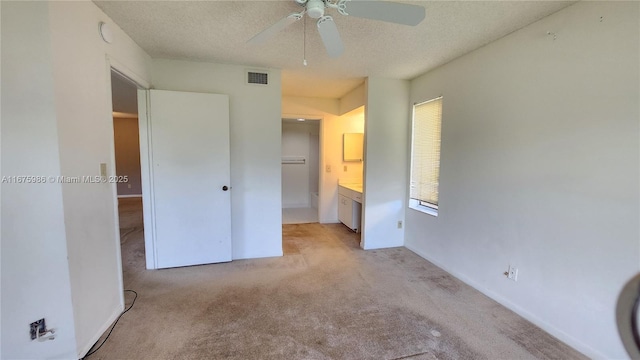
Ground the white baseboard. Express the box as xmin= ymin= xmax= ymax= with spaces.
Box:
xmin=117 ymin=194 xmax=142 ymax=198
xmin=282 ymin=203 xmax=311 ymax=209
xmin=233 ymin=250 xmax=283 ymax=260
xmin=319 ymin=218 xmax=339 ymax=224
xmin=77 ymin=303 xmax=123 ymax=358
xmin=404 ymin=243 xmax=606 ymax=359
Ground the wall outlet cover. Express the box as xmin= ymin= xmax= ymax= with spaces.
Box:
xmin=508 ymin=265 xmax=518 ymax=281
xmin=30 ymin=319 xmax=46 ymax=340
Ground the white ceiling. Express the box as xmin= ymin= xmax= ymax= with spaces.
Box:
xmin=94 ymin=0 xmax=576 ymax=99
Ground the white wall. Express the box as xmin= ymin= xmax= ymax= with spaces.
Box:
xmin=282 ymin=122 xmax=319 ymax=208
xmin=48 ymin=2 xmax=152 ymax=356
xmin=151 ymin=59 xmax=282 ymax=260
xmin=1 ymin=3 xmax=78 ymax=358
xmin=308 ymin=125 xmax=320 ymax=197
xmin=362 ymin=78 xmax=409 ymax=250
xmin=2 ymin=1 xmax=152 ymax=358
xmin=282 ymin=97 xmax=365 ymax=223
xmin=405 ymin=2 xmax=639 ymax=358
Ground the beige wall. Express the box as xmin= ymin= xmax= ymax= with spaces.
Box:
xmin=113 ymin=117 xmax=142 ymax=196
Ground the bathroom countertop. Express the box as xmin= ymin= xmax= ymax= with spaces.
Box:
xmin=339 ymin=183 xmax=363 ymax=194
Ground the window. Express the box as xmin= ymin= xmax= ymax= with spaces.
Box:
xmin=410 ymin=96 xmax=442 ymax=216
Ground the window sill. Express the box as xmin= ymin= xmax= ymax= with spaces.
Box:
xmin=409 ymin=199 xmax=438 ymax=217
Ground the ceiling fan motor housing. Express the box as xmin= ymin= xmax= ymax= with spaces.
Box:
xmin=306 ymin=0 xmax=326 ymax=19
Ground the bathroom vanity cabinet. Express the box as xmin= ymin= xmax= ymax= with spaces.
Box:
xmin=338 ymin=184 xmax=362 ymax=232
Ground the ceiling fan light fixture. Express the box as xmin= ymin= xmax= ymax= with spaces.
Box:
xmin=248 ymin=0 xmax=425 ymax=58
xmin=306 ymin=0 xmax=325 ymax=19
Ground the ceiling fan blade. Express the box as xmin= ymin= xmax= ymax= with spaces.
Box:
xmin=342 ymin=0 xmax=425 ymax=26
xmin=248 ymin=13 xmax=302 ymax=45
xmin=317 ymin=16 xmax=344 ymax=58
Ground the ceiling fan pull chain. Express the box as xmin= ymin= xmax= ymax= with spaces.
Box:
xmin=303 ymin=15 xmax=308 ymax=66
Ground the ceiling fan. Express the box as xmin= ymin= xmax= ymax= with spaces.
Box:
xmin=248 ymin=0 xmax=426 ymax=58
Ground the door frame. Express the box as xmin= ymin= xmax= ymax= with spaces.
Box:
xmin=105 ymin=56 xmax=150 ymax=311
xmin=137 ymin=88 xmax=158 ymax=269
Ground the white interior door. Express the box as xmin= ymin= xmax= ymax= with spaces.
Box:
xmin=146 ymin=89 xmax=231 ymax=269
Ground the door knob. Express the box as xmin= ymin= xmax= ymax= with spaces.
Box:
xmin=222 ymin=186 xmax=229 ymax=191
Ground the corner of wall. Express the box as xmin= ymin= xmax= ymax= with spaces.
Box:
xmin=361 ymin=77 xmax=409 ymax=250
xmin=339 ymin=83 xmax=365 ymax=115
xmin=404 ymin=2 xmax=639 ymax=357
xmin=1 ymin=2 xmax=79 ymax=358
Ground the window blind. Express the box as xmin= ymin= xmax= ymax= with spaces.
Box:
xmin=410 ymin=97 xmax=442 ymax=208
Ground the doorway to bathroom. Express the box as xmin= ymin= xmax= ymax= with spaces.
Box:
xmin=282 ymin=118 xmax=321 ymax=224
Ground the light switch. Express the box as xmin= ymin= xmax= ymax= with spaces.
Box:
xmin=100 ymin=163 xmax=107 ymax=177
xmin=326 ymin=165 xmax=331 ymax=173
xmin=344 ymin=165 xmax=348 ymax=172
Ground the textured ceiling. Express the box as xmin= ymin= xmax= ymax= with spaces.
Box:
xmin=94 ymin=0 xmax=576 ymax=99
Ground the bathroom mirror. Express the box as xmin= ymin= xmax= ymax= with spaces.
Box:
xmin=343 ymin=133 xmax=364 ymax=162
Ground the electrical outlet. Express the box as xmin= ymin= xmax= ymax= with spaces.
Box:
xmin=397 ymin=221 xmax=403 ymax=229
xmin=343 ymin=165 xmax=348 ymax=171
xmin=507 ymin=265 xmax=518 ymax=281
xmin=30 ymin=319 xmax=46 ymax=340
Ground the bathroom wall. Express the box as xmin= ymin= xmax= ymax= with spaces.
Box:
xmin=282 ymin=120 xmax=320 ymax=208
xmin=338 ymin=107 xmax=365 ymax=184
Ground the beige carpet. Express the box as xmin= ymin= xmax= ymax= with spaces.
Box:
xmin=282 ymin=207 xmax=319 ymax=225
xmin=94 ymin=198 xmax=586 ymax=359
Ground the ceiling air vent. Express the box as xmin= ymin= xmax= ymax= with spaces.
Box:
xmin=247 ymin=71 xmax=268 ymax=85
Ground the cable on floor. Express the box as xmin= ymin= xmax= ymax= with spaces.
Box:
xmin=82 ymin=289 xmax=138 ymax=359
xmin=391 ymin=351 xmax=432 ymax=360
